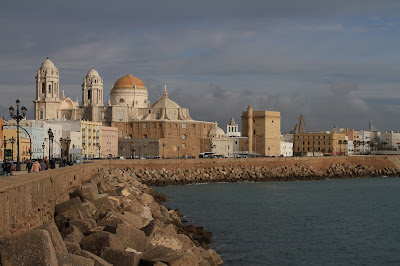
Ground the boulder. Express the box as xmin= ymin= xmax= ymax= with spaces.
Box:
xmin=55 ymin=197 xmax=83 ymax=215
xmin=120 ymin=211 xmax=144 ymax=229
xmin=64 ymin=241 xmax=82 ymax=254
xmin=79 ymin=250 xmax=112 ymax=266
xmin=70 ymin=218 xmax=97 ymax=235
xmin=56 ymin=251 xmax=94 ymax=266
xmin=77 ymin=182 xmax=100 ymax=201
xmin=0 ymin=229 xmax=58 ymax=266
xmin=100 ymin=248 xmax=140 ymax=266
xmin=115 ymin=223 xmax=148 ymax=252
xmin=61 ymin=225 xmax=85 ymax=244
xmin=36 ymin=221 xmax=68 ymax=253
xmin=80 ymin=231 xmax=124 ymax=256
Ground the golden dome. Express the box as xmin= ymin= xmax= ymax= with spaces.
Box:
xmin=112 ymin=75 xmax=146 ymax=90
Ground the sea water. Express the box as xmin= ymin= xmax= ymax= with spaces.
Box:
xmin=154 ymin=178 xmax=400 ymax=265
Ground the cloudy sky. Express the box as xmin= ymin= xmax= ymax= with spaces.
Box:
xmin=1 ymin=0 xmax=400 ymax=133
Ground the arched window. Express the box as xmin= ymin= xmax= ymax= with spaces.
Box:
xmin=48 ymin=84 xmax=51 ymax=93
xmin=88 ymin=90 xmax=92 ymax=100
xmin=144 ymin=134 xmax=148 ymax=138
xmin=42 ymin=83 xmax=45 ymax=93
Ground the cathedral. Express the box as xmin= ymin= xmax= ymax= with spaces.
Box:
xmin=33 ymin=58 xmax=230 ymax=158
xmin=34 ymin=58 xmax=194 ymax=125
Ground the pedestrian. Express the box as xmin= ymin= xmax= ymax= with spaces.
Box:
xmin=26 ymin=159 xmax=33 ymax=173
xmin=39 ymin=159 xmax=47 ymax=171
xmin=2 ymin=159 xmax=12 ymax=176
xmin=31 ymin=160 xmax=41 ymax=172
xmin=44 ymin=156 xmax=50 ymax=170
xmin=50 ymin=158 xmax=56 ymax=169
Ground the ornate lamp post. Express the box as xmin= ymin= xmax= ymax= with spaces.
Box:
xmin=47 ymin=128 xmax=54 ymax=159
xmin=162 ymin=142 xmax=166 ymax=159
xmin=177 ymin=145 xmax=180 ymax=159
xmin=42 ymin=143 xmax=45 ymax=159
xmin=3 ymin=139 xmax=7 ymax=160
xmin=82 ymin=145 xmax=86 ymax=159
xmin=9 ymin=99 xmax=27 ymax=171
xmin=66 ymin=137 xmax=71 ymax=164
xmin=97 ymin=144 xmax=101 ymax=158
xmin=10 ymin=137 xmax=15 ymax=161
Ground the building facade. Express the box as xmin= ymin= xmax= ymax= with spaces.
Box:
xmin=241 ymin=106 xmax=281 ymax=156
xmin=293 ymin=131 xmax=347 ymax=156
xmin=101 ymin=126 xmax=118 ymax=158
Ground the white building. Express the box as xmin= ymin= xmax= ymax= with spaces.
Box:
xmin=380 ymin=131 xmax=400 ymax=150
xmin=226 ymin=117 xmax=241 ymax=137
xmin=280 ymin=136 xmax=293 ymax=157
xmin=359 ymin=130 xmax=371 ymax=154
xmin=209 ymin=126 xmax=234 ymax=158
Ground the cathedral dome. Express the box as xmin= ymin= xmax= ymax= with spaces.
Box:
xmin=152 ymin=86 xmax=180 ymax=109
xmin=209 ymin=126 xmax=226 ymax=138
xmin=40 ymin=58 xmax=56 ymax=70
xmin=112 ymin=75 xmax=146 ymax=91
xmin=86 ymin=67 xmax=100 ymax=78
xmin=110 ymin=75 xmax=149 ymax=107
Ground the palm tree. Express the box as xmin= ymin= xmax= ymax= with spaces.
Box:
xmin=338 ymin=140 xmax=343 ymax=156
xmin=370 ymin=142 xmax=375 ymax=154
xmin=383 ymin=141 xmax=389 ymax=150
xmin=343 ymin=140 xmax=348 ymax=156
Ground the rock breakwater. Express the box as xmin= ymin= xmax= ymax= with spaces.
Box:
xmin=132 ymin=163 xmax=400 ymax=186
xmin=0 ymin=167 xmax=223 ymax=265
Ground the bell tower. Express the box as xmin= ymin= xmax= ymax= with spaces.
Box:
xmin=34 ymin=58 xmax=61 ymax=120
xmin=82 ymin=67 xmax=104 ymax=107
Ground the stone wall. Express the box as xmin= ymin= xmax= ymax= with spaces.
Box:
xmin=1 ymin=155 xmax=399 ymax=238
xmin=0 ymin=163 xmax=101 ymax=238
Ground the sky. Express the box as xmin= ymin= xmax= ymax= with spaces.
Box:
xmin=1 ymin=0 xmax=400 ymax=133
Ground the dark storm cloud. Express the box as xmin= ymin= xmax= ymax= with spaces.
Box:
xmin=1 ymin=0 xmax=400 ymax=132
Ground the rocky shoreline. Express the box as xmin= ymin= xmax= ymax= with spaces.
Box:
xmin=133 ymin=163 xmax=400 ymax=186
xmin=0 ymin=167 xmax=223 ymax=265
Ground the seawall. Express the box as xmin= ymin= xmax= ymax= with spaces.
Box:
xmin=1 ymin=155 xmax=399 ymax=237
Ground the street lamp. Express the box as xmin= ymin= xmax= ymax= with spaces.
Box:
xmin=48 ymin=128 xmax=54 ymax=159
xmin=162 ymin=142 xmax=166 ymax=159
xmin=9 ymin=99 xmax=27 ymax=171
xmin=66 ymin=137 xmax=71 ymax=164
xmin=3 ymin=139 xmax=7 ymax=160
xmin=42 ymin=142 xmax=45 ymax=159
xmin=177 ymin=145 xmax=180 ymax=159
xmin=97 ymin=144 xmax=101 ymax=158
xmin=82 ymin=145 xmax=86 ymax=159
xmin=10 ymin=137 xmax=15 ymax=161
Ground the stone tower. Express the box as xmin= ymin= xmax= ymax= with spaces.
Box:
xmin=34 ymin=58 xmax=61 ymax=120
xmin=82 ymin=67 xmax=104 ymax=107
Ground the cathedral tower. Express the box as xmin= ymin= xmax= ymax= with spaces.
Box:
xmin=82 ymin=67 xmax=104 ymax=107
xmin=34 ymin=58 xmax=61 ymax=120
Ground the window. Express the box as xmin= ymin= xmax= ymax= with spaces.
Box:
xmin=42 ymin=83 xmax=45 ymax=93
xmin=182 ymin=124 xmax=186 ymax=128
xmin=181 ymin=134 xmax=187 ymax=140
xmin=253 ymin=130 xmax=256 ymax=135
xmin=143 ymin=124 xmax=147 ymax=128
xmin=182 ymin=143 xmax=186 ymax=148
xmin=119 ymin=98 xmax=124 ymax=103
xmin=88 ymin=90 xmax=91 ymax=100
xmin=119 ymin=131 xmax=122 ymax=137
xmin=48 ymin=84 xmax=51 ymax=93
xmin=144 ymin=134 xmax=148 ymax=138
xmin=118 ymin=111 xmax=124 ymax=121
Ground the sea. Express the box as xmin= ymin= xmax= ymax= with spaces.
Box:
xmin=154 ymin=177 xmax=400 ymax=265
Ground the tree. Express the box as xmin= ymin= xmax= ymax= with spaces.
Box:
xmin=343 ymin=140 xmax=348 ymax=156
xmin=338 ymin=140 xmax=343 ymax=156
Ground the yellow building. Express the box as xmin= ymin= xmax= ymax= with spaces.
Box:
xmin=293 ymin=131 xmax=347 ymax=156
xmin=241 ymin=106 xmax=282 ymax=156
xmin=3 ymin=128 xmax=30 ymax=161
xmin=81 ymin=121 xmax=102 ymax=159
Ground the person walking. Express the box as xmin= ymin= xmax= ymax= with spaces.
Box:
xmin=39 ymin=159 xmax=47 ymax=171
xmin=26 ymin=159 xmax=33 ymax=173
xmin=2 ymin=159 xmax=12 ymax=176
xmin=31 ymin=160 xmax=41 ymax=172
xmin=44 ymin=157 xmax=50 ymax=170
xmin=50 ymin=158 xmax=56 ymax=169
